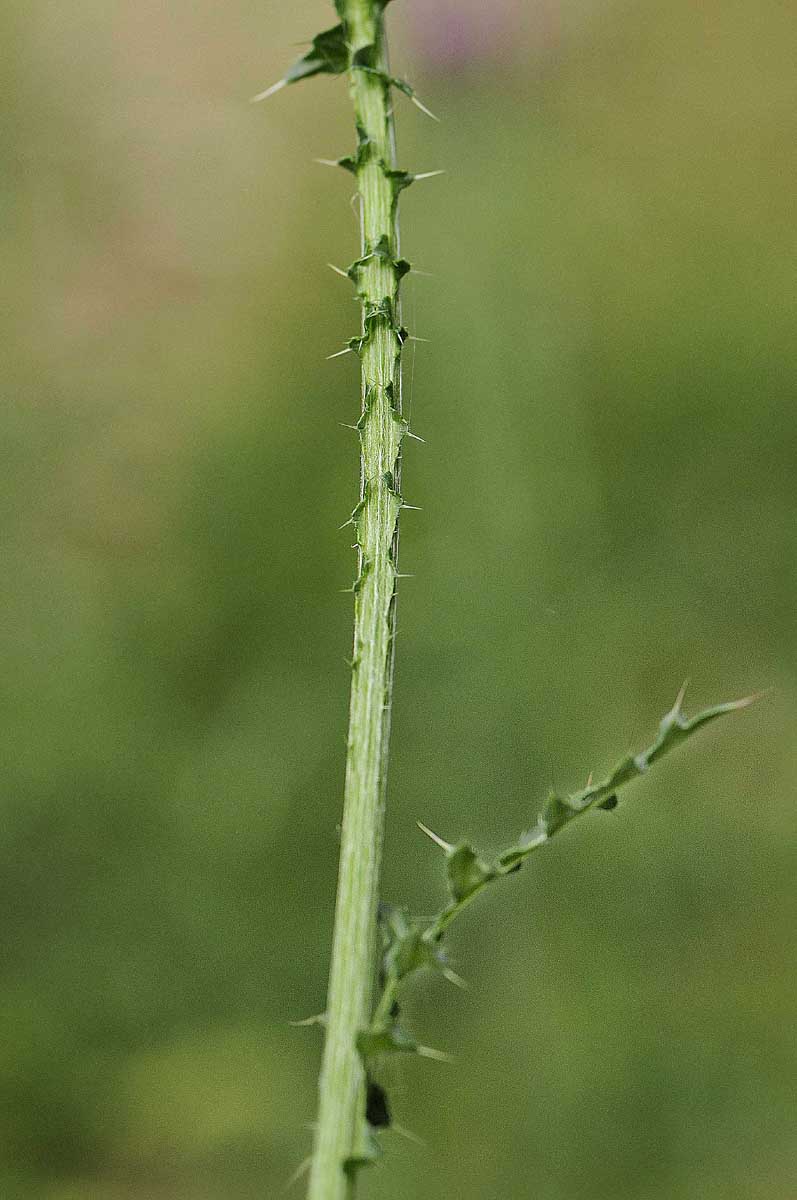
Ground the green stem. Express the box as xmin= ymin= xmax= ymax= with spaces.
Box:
xmin=308 ymin=2 xmax=407 ymax=1196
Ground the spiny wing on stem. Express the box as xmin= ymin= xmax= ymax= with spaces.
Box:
xmin=285 ymin=25 xmax=349 ymax=83
xmin=255 ymin=15 xmax=433 ymax=117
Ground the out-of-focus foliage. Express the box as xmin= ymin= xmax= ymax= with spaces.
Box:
xmin=1 ymin=1 xmax=794 ymax=1198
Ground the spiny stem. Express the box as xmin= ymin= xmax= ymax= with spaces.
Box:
xmin=261 ymin=9 xmax=758 ymax=1187
xmin=308 ymin=2 xmax=409 ymax=1196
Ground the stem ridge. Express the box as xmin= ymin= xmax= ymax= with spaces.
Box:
xmin=267 ymin=2 xmax=420 ymax=1196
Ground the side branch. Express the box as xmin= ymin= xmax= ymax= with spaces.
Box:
xmin=358 ymin=691 xmax=757 ymax=1069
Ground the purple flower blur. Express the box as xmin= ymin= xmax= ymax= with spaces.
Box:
xmin=406 ymin=0 xmax=561 ymax=69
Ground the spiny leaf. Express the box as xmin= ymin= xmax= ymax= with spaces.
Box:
xmin=446 ymin=843 xmax=494 ymax=903
xmin=379 ymin=903 xmax=438 ymax=980
xmin=252 ymin=25 xmax=351 ymax=103
xmin=340 ymin=494 xmax=367 ymax=534
xmin=385 ymin=168 xmax=415 ymax=198
xmin=351 ymin=63 xmax=439 ymax=120
xmin=338 ymin=132 xmax=376 ymax=175
xmin=347 ymin=237 xmax=409 ymax=285
xmin=388 ymin=76 xmax=440 ymax=121
xmin=285 ymin=24 xmax=349 ymax=85
xmin=352 ymin=43 xmax=379 ymax=71
xmin=358 ymin=1023 xmax=419 ymax=1059
xmin=358 ymin=1023 xmax=449 ymax=1062
xmin=350 ymin=233 xmax=392 ymax=265
xmin=538 ymin=791 xmax=578 ymax=837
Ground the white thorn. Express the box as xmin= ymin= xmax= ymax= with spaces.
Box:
xmin=720 ymin=688 xmax=770 ymax=712
xmin=315 ymin=157 xmax=341 ymax=168
xmin=282 ymin=1156 xmax=312 ymax=1194
xmin=413 ymin=170 xmax=445 ymax=181
xmin=401 ymin=504 xmax=422 ymax=511
xmin=410 ymin=94 xmax=440 ymax=121
xmin=442 ymin=967 xmax=468 ymax=990
xmin=407 ymin=335 xmax=430 ymax=343
xmin=737 ymin=688 xmax=770 ymax=707
xmin=327 ymin=262 xmax=349 ymax=278
xmin=673 ymin=679 xmax=690 ymax=711
xmin=326 ymin=346 xmax=353 ymax=360
xmin=392 ymin=1122 xmax=426 ymax=1147
xmin=406 ymin=431 xmax=426 ymax=443
xmin=416 ymin=820 xmax=452 ymax=852
xmin=417 ymin=1044 xmax=453 ymax=1062
xmin=289 ymin=1012 xmax=326 ymax=1027
xmin=250 ymin=78 xmax=287 ymax=104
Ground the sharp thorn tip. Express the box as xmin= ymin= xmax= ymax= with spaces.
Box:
xmin=250 ymin=78 xmax=287 ymax=103
xmin=418 ymin=1044 xmax=453 ymax=1062
xmin=442 ymin=967 xmax=469 ymax=990
xmin=729 ymin=687 xmax=771 ymax=710
xmin=411 ymin=95 xmax=440 ymax=121
xmin=416 ymin=820 xmax=452 ymax=851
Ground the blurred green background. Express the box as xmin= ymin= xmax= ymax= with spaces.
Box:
xmin=2 ymin=0 xmax=795 ymax=1197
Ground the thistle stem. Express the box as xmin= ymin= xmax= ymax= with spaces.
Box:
xmin=307 ymin=2 xmax=407 ymax=1196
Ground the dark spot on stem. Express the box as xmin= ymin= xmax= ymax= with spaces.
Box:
xmin=365 ymin=1078 xmax=391 ymax=1128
